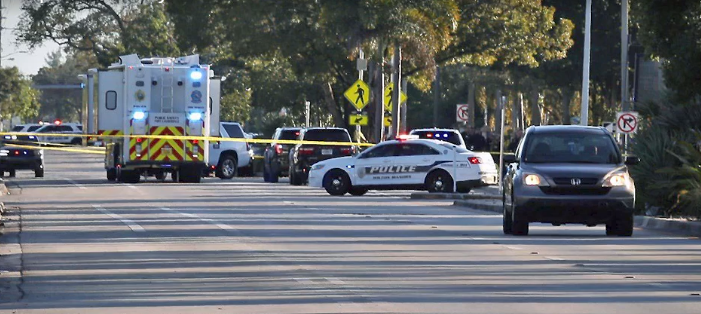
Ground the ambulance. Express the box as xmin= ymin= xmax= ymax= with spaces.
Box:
xmin=94 ymin=54 xmax=221 ymax=183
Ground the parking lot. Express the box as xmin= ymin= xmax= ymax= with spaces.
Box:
xmin=0 ymin=151 xmax=700 ymax=313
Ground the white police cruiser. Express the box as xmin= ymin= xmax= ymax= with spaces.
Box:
xmin=308 ymin=135 xmax=498 ymax=196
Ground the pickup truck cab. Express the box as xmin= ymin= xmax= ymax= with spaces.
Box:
xmin=208 ymin=122 xmax=254 ymax=179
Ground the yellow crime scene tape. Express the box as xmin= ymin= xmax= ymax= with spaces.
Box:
xmin=0 ymin=132 xmax=377 ymax=148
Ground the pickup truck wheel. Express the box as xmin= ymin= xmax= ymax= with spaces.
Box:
xmin=218 ymin=155 xmax=237 ymax=180
xmin=263 ymin=164 xmax=271 ymax=182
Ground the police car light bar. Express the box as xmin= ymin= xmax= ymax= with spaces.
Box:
xmin=397 ymin=134 xmax=419 ymax=140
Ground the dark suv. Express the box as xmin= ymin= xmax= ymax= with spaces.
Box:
xmin=502 ymin=125 xmax=639 ymax=236
xmin=0 ymin=135 xmax=45 ymax=178
xmin=288 ymin=127 xmax=355 ymax=185
xmin=263 ymin=127 xmax=302 ymax=183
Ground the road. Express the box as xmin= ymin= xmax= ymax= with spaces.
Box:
xmin=0 ymin=151 xmax=700 ymax=313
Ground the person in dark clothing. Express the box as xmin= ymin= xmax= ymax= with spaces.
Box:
xmin=466 ymin=130 xmax=487 ymax=151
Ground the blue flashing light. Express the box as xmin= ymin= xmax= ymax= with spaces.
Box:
xmin=190 ymin=70 xmax=203 ymax=80
xmin=133 ymin=111 xmax=146 ymax=120
xmin=189 ymin=112 xmax=202 ymax=121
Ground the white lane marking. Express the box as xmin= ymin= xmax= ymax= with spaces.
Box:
xmin=160 ymin=207 xmax=233 ymax=231
xmin=505 ymin=246 xmax=523 ymax=250
xmin=544 ymin=256 xmax=565 ymax=261
xmin=283 ymin=201 xmax=294 ymax=205
xmin=92 ymin=205 xmax=145 ymax=232
xmin=326 ymin=277 xmax=346 ymax=285
xmin=293 ymin=278 xmax=314 ymax=285
xmin=65 ymin=178 xmax=87 ymax=190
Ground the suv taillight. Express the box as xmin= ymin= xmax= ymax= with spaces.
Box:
xmin=299 ymin=147 xmax=314 ymax=155
xmin=468 ymin=157 xmax=481 ymax=164
xmin=275 ymin=144 xmax=283 ymax=155
xmin=340 ymin=147 xmax=353 ymax=155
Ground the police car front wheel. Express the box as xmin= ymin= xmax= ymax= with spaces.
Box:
xmin=425 ymin=170 xmax=454 ymax=193
xmin=323 ymin=169 xmax=350 ymax=196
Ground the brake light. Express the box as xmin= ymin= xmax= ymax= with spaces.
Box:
xmin=468 ymin=157 xmax=482 ymax=164
xmin=193 ymin=139 xmax=199 ymax=144
xmin=426 ymin=133 xmax=433 ymax=138
xmin=397 ymin=134 xmax=419 ymax=141
xmin=299 ymin=147 xmax=314 ymax=155
xmin=275 ymin=144 xmax=283 ymax=155
xmin=136 ymin=138 xmax=144 ymax=143
xmin=14 ymin=151 xmax=19 ymax=155
xmin=340 ymin=147 xmax=353 ymax=155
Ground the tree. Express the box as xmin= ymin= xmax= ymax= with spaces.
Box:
xmin=0 ymin=67 xmax=41 ymax=122
xmin=633 ymin=0 xmax=701 ymax=104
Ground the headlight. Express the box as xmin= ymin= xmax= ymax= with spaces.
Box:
xmin=0 ymin=149 xmax=9 ymax=154
xmin=311 ymin=164 xmax=325 ymax=171
xmin=523 ymin=174 xmax=548 ymax=186
xmin=603 ymin=172 xmax=631 ymax=187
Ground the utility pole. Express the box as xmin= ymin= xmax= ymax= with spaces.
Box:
xmin=433 ymin=66 xmax=440 ymax=127
xmin=400 ymin=79 xmax=407 ymax=133
xmin=374 ymin=44 xmax=385 ymax=142
xmin=390 ymin=43 xmax=401 ymax=138
xmin=356 ymin=48 xmax=365 ymax=142
xmin=580 ymin=0 xmax=592 ymax=126
xmin=1 ymin=0 xmax=4 ymax=69
xmin=621 ymin=0 xmax=629 ymax=111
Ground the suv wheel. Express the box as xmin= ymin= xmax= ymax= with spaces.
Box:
xmin=511 ymin=206 xmax=529 ymax=236
xmin=218 ymin=154 xmax=238 ymax=180
xmin=289 ymin=165 xmax=303 ymax=186
xmin=425 ymin=170 xmax=454 ymax=193
xmin=616 ymin=212 xmax=634 ymax=237
xmin=502 ymin=193 xmax=513 ymax=234
xmin=263 ymin=163 xmax=271 ymax=182
xmin=323 ymin=170 xmax=350 ymax=196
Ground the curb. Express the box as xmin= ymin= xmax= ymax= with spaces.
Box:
xmin=453 ymin=199 xmax=701 ymax=238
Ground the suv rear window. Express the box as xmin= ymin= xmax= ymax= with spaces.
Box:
xmin=11 ymin=126 xmax=24 ymax=132
xmin=411 ymin=130 xmax=462 ymax=146
xmin=27 ymin=125 xmax=41 ymax=132
xmin=222 ymin=124 xmax=245 ymax=138
xmin=279 ymin=129 xmax=301 ymax=140
xmin=303 ymin=129 xmax=351 ymax=142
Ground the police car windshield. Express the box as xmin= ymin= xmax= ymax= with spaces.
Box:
xmin=524 ymin=132 xmax=620 ymax=164
xmin=27 ymin=125 xmax=41 ymax=132
xmin=303 ymin=129 xmax=351 ymax=142
xmin=411 ymin=131 xmax=462 ymax=146
xmin=439 ymin=143 xmax=469 ymax=153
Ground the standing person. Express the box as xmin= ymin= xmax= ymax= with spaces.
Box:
xmin=507 ymin=130 xmax=524 ymax=152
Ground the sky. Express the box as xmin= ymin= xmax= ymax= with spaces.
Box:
xmin=1 ymin=0 xmax=60 ymax=76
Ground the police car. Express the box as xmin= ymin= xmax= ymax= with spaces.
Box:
xmin=34 ymin=121 xmax=83 ymax=145
xmin=308 ymin=135 xmax=498 ymax=196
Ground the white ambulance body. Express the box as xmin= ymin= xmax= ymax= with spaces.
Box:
xmin=96 ymin=54 xmax=219 ymax=183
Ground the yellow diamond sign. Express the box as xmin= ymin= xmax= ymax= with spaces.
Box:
xmin=384 ymin=115 xmax=392 ymax=127
xmin=344 ymin=79 xmax=371 ymax=111
xmin=349 ymin=113 xmax=369 ymax=126
xmin=384 ymin=85 xmax=407 ymax=111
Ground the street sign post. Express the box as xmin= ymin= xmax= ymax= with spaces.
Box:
xmin=456 ymin=104 xmax=469 ymax=122
xmin=384 ymin=85 xmax=407 ymax=112
xmin=344 ymin=79 xmax=370 ymax=111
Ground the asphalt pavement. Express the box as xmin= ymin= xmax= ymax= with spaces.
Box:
xmin=0 ymin=151 xmax=700 ymax=313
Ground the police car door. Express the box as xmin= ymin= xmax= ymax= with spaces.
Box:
xmin=36 ymin=125 xmax=57 ymax=144
xmin=394 ymin=143 xmax=442 ymax=185
xmin=354 ymin=143 xmax=398 ymax=186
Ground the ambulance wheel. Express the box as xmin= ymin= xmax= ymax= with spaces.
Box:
xmin=425 ymin=170 xmax=454 ymax=193
xmin=35 ymin=168 xmax=44 ymax=178
xmin=155 ymin=172 xmax=166 ymax=182
xmin=106 ymin=169 xmax=117 ymax=181
xmin=323 ymin=169 xmax=350 ymax=196
xmin=8 ymin=170 xmax=16 ymax=178
xmin=349 ymin=187 xmax=368 ymax=196
xmin=171 ymin=171 xmax=179 ymax=182
xmin=179 ymin=166 xmax=202 ymax=183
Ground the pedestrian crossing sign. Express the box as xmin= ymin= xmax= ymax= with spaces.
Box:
xmin=349 ymin=113 xmax=369 ymax=126
xmin=344 ymin=79 xmax=370 ymax=111
xmin=384 ymin=85 xmax=407 ymax=111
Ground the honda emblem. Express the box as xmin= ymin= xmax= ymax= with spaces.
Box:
xmin=571 ymin=178 xmax=582 ymax=186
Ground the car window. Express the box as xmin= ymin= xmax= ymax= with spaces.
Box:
xmin=57 ymin=126 xmax=73 ymax=132
xmin=222 ymin=124 xmax=244 ymax=138
xmin=11 ymin=126 xmax=24 ymax=132
xmin=27 ymin=125 xmax=41 ymax=132
xmin=303 ymin=129 xmax=351 ymax=142
xmin=77 ymin=125 xmax=83 ymax=131
xmin=524 ymin=132 xmax=619 ymax=164
xmin=37 ymin=126 xmax=55 ymax=132
xmin=411 ymin=130 xmax=463 ymax=146
xmin=279 ymin=129 xmax=301 ymax=140
xmin=396 ymin=143 xmax=440 ymax=156
xmin=359 ymin=144 xmax=396 ymax=158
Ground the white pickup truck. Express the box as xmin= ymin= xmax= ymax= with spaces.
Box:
xmin=207 ymin=122 xmax=254 ymax=179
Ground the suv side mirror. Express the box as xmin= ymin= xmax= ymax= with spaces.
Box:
xmin=503 ymin=154 xmax=517 ymax=163
xmin=624 ymin=156 xmax=640 ymax=166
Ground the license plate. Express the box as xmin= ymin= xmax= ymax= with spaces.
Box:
xmin=162 ymin=147 xmax=173 ymax=155
xmin=322 ymin=149 xmax=333 ymax=155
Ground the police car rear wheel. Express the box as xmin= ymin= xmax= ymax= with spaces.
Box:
xmin=323 ymin=170 xmax=350 ymax=196
xmin=426 ymin=170 xmax=454 ymax=193
xmin=349 ymin=188 xmax=368 ymax=196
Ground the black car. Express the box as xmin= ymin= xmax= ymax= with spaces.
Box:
xmin=263 ymin=127 xmax=302 ymax=183
xmin=0 ymin=135 xmax=45 ymax=178
xmin=502 ymin=125 xmax=639 ymax=236
xmin=288 ymin=127 xmax=356 ymax=185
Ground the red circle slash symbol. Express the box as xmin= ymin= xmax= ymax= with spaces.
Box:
xmin=617 ymin=113 xmax=637 ymax=133
xmin=457 ymin=105 xmax=469 ymax=121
